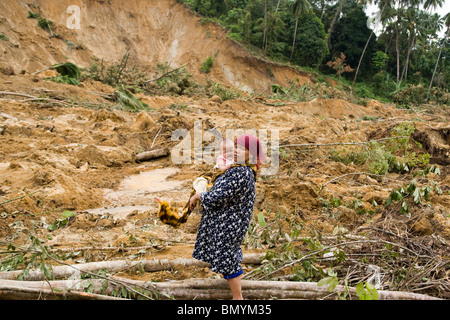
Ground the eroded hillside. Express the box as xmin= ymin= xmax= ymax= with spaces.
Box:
xmin=0 ymin=0 xmax=310 ymax=92
xmin=0 ymin=0 xmax=448 ymax=300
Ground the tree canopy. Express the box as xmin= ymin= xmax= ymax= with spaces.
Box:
xmin=179 ymin=0 xmax=449 ymax=102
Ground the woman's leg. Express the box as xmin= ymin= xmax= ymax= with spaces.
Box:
xmin=226 ymin=274 xmax=243 ymax=300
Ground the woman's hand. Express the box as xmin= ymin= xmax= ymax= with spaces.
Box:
xmin=189 ymin=192 xmax=201 ymax=210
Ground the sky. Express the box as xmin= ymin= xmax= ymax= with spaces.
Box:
xmin=366 ymin=0 xmax=450 ymax=37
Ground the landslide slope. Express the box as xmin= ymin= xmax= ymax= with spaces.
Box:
xmin=0 ymin=0 xmax=449 ymax=300
xmin=0 ymin=0 xmax=310 ymax=92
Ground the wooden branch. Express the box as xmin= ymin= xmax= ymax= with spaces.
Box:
xmin=319 ymin=172 xmax=368 ymax=192
xmin=0 ymin=254 xmax=265 ymax=281
xmin=31 ymin=67 xmax=54 ymax=76
xmin=0 ymin=91 xmax=72 ymax=106
xmin=245 ymin=239 xmax=432 ymax=281
xmin=0 ymin=91 xmax=38 ymax=99
xmin=0 ymin=278 xmax=441 ymax=300
xmin=135 ymin=147 xmax=170 ymax=162
xmin=47 ymin=244 xmax=165 ymax=253
xmin=151 ymin=126 xmax=163 ymax=149
xmin=0 ymin=283 xmax=127 ymax=300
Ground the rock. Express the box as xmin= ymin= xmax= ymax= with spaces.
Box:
xmin=210 ymin=95 xmax=222 ymax=104
xmin=132 ymin=111 xmax=155 ymax=131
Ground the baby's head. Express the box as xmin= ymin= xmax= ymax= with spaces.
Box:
xmin=219 ymin=138 xmax=235 ymax=161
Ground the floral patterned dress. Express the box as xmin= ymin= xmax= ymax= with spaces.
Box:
xmin=193 ymin=165 xmax=256 ymax=276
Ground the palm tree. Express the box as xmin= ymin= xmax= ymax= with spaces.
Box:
xmin=352 ymin=0 xmax=389 ymax=89
xmin=428 ymin=11 xmax=450 ymax=99
xmin=327 ymin=0 xmax=348 ymax=50
xmin=290 ymin=0 xmax=311 ymax=61
xmin=352 ymin=0 xmax=443 ymax=89
xmin=400 ymin=9 xmax=441 ymax=83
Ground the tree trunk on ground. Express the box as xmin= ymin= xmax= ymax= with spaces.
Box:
xmin=135 ymin=147 xmax=170 ymax=162
xmin=0 ymin=278 xmax=441 ymax=300
xmin=0 ymin=254 xmax=265 ymax=281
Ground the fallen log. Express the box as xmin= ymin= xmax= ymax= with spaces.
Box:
xmin=0 ymin=284 xmax=127 ymax=300
xmin=0 ymin=254 xmax=265 ymax=281
xmin=0 ymin=278 xmax=441 ymax=300
xmin=136 ymin=147 xmax=170 ymax=162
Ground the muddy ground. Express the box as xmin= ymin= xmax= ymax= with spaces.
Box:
xmin=0 ymin=71 xmax=449 ymax=290
xmin=0 ymin=0 xmax=449 ymax=299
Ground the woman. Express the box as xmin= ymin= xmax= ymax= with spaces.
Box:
xmin=189 ymin=134 xmax=266 ymax=300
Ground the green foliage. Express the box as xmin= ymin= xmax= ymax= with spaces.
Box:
xmin=220 ymin=8 xmax=252 ymax=43
xmin=331 ymin=122 xmax=430 ymax=177
xmin=48 ymin=210 xmax=76 ymax=231
xmin=317 ymin=268 xmax=339 ymax=292
xmin=1 ymin=234 xmax=53 ymax=280
xmin=371 ymin=71 xmax=397 ymax=100
xmin=176 ymin=0 xmax=448 ymax=97
xmin=257 ymin=211 xmax=267 ymax=227
xmin=244 ymin=210 xmax=303 ymax=250
xmin=372 ymin=51 xmax=389 ymax=71
xmin=205 ymin=80 xmax=240 ymax=101
xmin=46 ymin=75 xmax=80 ymax=85
xmin=356 ymin=281 xmax=379 ymax=300
xmin=114 ymin=86 xmax=149 ymax=111
xmin=292 ymin=11 xmax=328 ymax=68
xmin=319 ymin=196 xmax=342 ymax=209
xmin=44 ymin=62 xmax=82 ymax=86
xmin=0 ymin=34 xmax=9 ymax=41
xmin=330 ymin=3 xmax=376 ymax=77
xmin=384 ymin=165 xmax=442 ymax=216
xmin=37 ymin=18 xmax=54 ymax=32
xmin=27 ymin=11 xmax=40 ymax=19
xmin=200 ymin=56 xmax=213 ymax=73
xmin=53 ymin=62 xmax=81 ymax=79
xmin=393 ymin=84 xmax=427 ymax=106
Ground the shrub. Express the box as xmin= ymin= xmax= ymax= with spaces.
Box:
xmin=37 ymin=18 xmax=54 ymax=32
xmin=44 ymin=62 xmax=81 ymax=86
xmin=28 ymin=11 xmax=40 ymax=19
xmin=393 ymin=84 xmax=426 ymax=106
xmin=331 ymin=122 xmax=430 ymax=177
xmin=200 ymin=56 xmax=213 ymax=73
xmin=326 ymin=52 xmax=354 ymax=80
xmin=428 ymin=87 xmax=450 ymax=105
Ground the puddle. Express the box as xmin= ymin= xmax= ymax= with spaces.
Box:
xmin=88 ymin=167 xmax=190 ymax=217
xmin=117 ymin=168 xmax=184 ymax=194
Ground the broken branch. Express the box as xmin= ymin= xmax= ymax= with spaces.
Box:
xmin=135 ymin=147 xmax=170 ymax=162
xmin=0 ymin=254 xmax=265 ymax=281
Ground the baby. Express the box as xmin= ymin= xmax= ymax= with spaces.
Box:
xmin=193 ymin=138 xmax=235 ymax=193
xmin=214 ymin=138 xmax=235 ymax=172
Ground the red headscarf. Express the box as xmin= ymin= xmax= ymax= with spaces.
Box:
xmin=235 ymin=134 xmax=266 ymax=169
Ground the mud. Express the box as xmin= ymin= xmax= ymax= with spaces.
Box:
xmin=0 ymin=0 xmax=449 ymax=288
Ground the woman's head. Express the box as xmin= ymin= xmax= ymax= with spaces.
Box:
xmin=234 ymin=134 xmax=266 ymax=169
